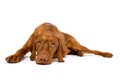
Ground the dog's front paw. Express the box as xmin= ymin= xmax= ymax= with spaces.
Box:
xmin=30 ymin=54 xmax=36 ymax=61
xmin=58 ymin=59 xmax=64 ymax=62
xmin=6 ymin=55 xmax=22 ymax=63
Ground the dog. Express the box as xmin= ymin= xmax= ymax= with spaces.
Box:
xmin=6 ymin=23 xmax=113 ymax=65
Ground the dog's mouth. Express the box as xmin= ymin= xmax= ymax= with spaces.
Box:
xmin=36 ymin=62 xmax=46 ymax=65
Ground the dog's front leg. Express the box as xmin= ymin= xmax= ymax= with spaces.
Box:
xmin=6 ymin=34 xmax=34 ymax=63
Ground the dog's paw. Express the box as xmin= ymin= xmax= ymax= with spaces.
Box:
xmin=6 ymin=55 xmax=22 ymax=63
xmin=58 ymin=59 xmax=64 ymax=62
xmin=77 ymin=51 xmax=84 ymax=57
xmin=30 ymin=55 xmax=36 ymax=61
xmin=102 ymin=52 xmax=113 ymax=58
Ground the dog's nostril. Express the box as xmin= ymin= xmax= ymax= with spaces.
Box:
xmin=40 ymin=58 xmax=47 ymax=62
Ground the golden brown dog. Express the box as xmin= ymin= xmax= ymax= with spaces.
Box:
xmin=6 ymin=23 xmax=113 ymax=65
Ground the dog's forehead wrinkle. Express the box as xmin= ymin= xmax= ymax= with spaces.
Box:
xmin=40 ymin=32 xmax=56 ymax=40
xmin=41 ymin=35 xmax=52 ymax=40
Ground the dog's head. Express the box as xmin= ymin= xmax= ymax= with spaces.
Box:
xmin=33 ymin=31 xmax=67 ymax=65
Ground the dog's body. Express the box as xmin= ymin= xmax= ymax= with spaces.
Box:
xmin=6 ymin=23 xmax=113 ymax=64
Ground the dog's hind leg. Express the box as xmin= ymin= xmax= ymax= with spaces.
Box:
xmin=64 ymin=33 xmax=113 ymax=58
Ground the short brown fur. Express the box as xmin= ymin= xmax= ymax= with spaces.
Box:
xmin=6 ymin=23 xmax=113 ymax=65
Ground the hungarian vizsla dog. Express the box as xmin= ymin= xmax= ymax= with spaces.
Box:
xmin=6 ymin=23 xmax=113 ymax=65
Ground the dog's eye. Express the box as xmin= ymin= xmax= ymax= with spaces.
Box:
xmin=51 ymin=43 xmax=55 ymax=48
xmin=37 ymin=41 xmax=41 ymax=45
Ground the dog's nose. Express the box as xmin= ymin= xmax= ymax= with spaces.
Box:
xmin=36 ymin=57 xmax=52 ymax=65
xmin=36 ymin=58 xmax=47 ymax=64
xmin=40 ymin=58 xmax=47 ymax=62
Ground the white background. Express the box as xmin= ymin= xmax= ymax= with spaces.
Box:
xmin=0 ymin=0 xmax=120 ymax=80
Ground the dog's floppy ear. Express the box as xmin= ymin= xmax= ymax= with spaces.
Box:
xmin=55 ymin=33 xmax=68 ymax=58
xmin=30 ymin=34 xmax=37 ymax=61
